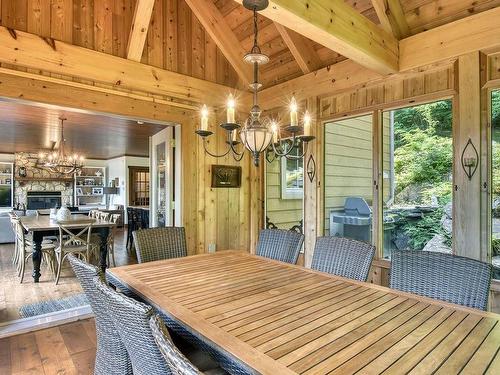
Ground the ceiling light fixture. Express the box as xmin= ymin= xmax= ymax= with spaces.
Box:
xmin=195 ymin=0 xmax=314 ymax=166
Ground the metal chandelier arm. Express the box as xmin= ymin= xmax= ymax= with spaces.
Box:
xmin=200 ymin=136 xmax=232 ymax=158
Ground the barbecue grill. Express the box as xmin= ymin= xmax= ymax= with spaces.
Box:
xmin=329 ymin=197 xmax=372 ymax=242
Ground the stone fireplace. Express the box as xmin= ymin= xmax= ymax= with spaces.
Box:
xmin=14 ymin=153 xmax=74 ymax=208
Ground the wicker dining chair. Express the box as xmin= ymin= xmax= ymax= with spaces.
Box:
xmin=93 ymin=275 xmax=173 ymax=375
xmin=67 ymin=255 xmax=132 ymax=375
xmin=55 ymin=220 xmax=94 ymax=284
xmin=150 ymin=314 xmax=203 ymax=375
xmin=255 ymin=229 xmax=304 ymax=264
xmin=133 ymin=227 xmax=187 ymax=264
xmin=390 ymin=250 xmax=492 ymax=310
xmin=311 ymin=236 xmax=375 ymax=281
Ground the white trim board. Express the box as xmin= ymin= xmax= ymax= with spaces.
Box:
xmin=0 ymin=305 xmax=93 ymax=339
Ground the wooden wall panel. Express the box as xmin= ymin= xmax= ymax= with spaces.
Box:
xmin=0 ymin=0 xmax=239 ymax=88
xmin=319 ymin=65 xmax=455 ymax=118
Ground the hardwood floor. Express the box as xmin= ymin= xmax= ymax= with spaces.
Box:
xmin=0 ymin=228 xmax=137 ymax=322
xmin=0 ymin=319 xmax=97 ymax=375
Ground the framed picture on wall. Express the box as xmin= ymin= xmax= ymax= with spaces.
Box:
xmin=211 ymin=165 xmax=241 ymax=188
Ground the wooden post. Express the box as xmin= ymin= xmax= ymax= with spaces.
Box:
xmin=454 ymin=52 xmax=483 ymax=260
xmin=304 ymin=97 xmax=320 ymax=267
xmin=372 ymin=110 xmax=384 ymax=259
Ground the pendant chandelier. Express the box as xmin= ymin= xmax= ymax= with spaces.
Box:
xmin=195 ymin=0 xmax=315 ymax=166
xmin=36 ymin=117 xmax=84 ymax=175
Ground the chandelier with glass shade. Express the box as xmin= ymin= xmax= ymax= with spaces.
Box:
xmin=36 ymin=117 xmax=85 ymax=175
xmin=195 ymin=0 xmax=315 ymax=167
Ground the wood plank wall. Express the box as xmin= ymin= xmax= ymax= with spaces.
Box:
xmin=0 ymin=0 xmax=239 ymax=87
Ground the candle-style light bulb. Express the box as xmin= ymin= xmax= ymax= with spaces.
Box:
xmin=227 ymin=94 xmax=236 ymax=124
xmin=304 ymin=112 xmax=311 ymax=136
xmin=290 ymin=97 xmax=298 ymax=127
xmin=271 ymin=121 xmax=279 ymax=144
xmin=200 ymin=105 xmax=209 ymax=131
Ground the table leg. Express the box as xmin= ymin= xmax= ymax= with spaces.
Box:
xmin=32 ymin=232 xmax=43 ymax=283
xmin=98 ymin=227 xmax=110 ymax=273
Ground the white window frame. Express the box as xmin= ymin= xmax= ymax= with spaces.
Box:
xmin=280 ymin=151 xmax=304 ymax=200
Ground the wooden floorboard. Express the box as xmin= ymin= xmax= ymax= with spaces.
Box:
xmin=0 ymin=228 xmax=135 ymax=322
xmin=0 ymin=319 xmax=97 ymax=375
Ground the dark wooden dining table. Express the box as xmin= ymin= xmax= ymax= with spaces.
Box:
xmin=20 ymin=214 xmax=115 ymax=282
xmin=106 ymin=250 xmax=500 ymax=375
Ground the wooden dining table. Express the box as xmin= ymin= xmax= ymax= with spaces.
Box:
xmin=21 ymin=214 xmax=115 ymax=283
xmin=106 ymin=251 xmax=500 ymax=375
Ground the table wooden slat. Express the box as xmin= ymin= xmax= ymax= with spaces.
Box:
xmin=108 ymin=251 xmax=500 ymax=375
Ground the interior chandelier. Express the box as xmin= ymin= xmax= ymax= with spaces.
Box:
xmin=195 ymin=0 xmax=315 ymax=166
xmin=36 ymin=117 xmax=84 ymax=175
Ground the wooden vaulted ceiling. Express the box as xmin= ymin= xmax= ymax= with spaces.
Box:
xmin=1 ymin=0 xmax=499 ymax=90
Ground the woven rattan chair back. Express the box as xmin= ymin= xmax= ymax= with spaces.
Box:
xmin=133 ymin=226 xmax=187 ymax=264
xmin=93 ymin=276 xmax=172 ymax=375
xmin=256 ymin=229 xmax=304 ymax=264
xmin=390 ymin=250 xmax=492 ymax=310
xmin=149 ymin=315 xmax=202 ymax=375
xmin=67 ymin=255 xmax=132 ymax=375
xmin=311 ymin=236 xmax=375 ymax=281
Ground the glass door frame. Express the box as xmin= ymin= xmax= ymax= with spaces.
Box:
xmin=150 ymin=124 xmax=182 ymax=227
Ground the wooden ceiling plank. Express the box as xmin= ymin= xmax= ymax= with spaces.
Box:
xmin=400 ymin=6 xmax=500 ymax=71
xmin=233 ymin=0 xmax=399 ymax=75
xmin=0 ymin=26 xmax=248 ymax=107
xmin=274 ymin=22 xmax=322 ymax=74
xmin=184 ymin=0 xmax=253 ymax=85
xmin=127 ymin=0 xmax=156 ymax=62
xmin=371 ymin=0 xmax=410 ymax=39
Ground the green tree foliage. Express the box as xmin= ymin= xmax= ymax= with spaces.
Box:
xmin=393 ymin=100 xmax=453 ymax=205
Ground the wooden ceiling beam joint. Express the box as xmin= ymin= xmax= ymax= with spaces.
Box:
xmin=371 ymin=0 xmax=410 ymax=39
xmin=233 ymin=0 xmax=399 ymax=75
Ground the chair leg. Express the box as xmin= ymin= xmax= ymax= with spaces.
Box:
xmin=55 ymin=252 xmax=63 ymax=285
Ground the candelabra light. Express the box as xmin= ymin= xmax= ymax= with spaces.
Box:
xmin=195 ymin=0 xmax=315 ymax=167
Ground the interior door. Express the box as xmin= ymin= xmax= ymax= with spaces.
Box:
xmin=150 ymin=127 xmax=174 ymax=227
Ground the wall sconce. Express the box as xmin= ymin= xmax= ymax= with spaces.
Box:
xmin=307 ymin=155 xmax=316 ymax=183
xmin=461 ymin=138 xmax=479 ymax=181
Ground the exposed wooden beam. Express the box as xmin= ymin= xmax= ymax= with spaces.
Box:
xmin=127 ymin=0 xmax=156 ymax=62
xmin=0 ymin=69 xmax=191 ymax=124
xmin=259 ymin=60 xmax=381 ymax=110
xmin=371 ymin=0 xmax=410 ymax=39
xmin=274 ymin=22 xmax=321 ymax=74
xmin=400 ymin=7 xmax=500 ymax=71
xmin=258 ymin=58 xmax=455 ymax=111
xmin=0 ymin=27 xmax=247 ymax=107
xmin=233 ymin=0 xmax=399 ymax=75
xmin=184 ymin=0 xmax=253 ymax=85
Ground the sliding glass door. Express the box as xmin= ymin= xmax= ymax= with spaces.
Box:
xmin=323 ymin=114 xmax=374 ymax=243
xmin=382 ymin=100 xmax=453 ymax=259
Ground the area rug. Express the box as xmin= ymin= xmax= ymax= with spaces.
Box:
xmin=19 ymin=293 xmax=89 ymax=318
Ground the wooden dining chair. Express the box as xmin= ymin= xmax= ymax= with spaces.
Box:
xmin=13 ymin=217 xmax=56 ymax=283
xmin=133 ymin=227 xmax=187 ymax=264
xmin=390 ymin=250 xmax=492 ymax=310
xmin=256 ymin=229 xmax=304 ymax=264
xmin=68 ymin=255 xmax=132 ymax=375
xmin=311 ymin=236 xmax=375 ymax=282
xmin=89 ymin=210 xmax=100 ymax=219
xmin=55 ymin=220 xmax=94 ymax=284
xmin=107 ymin=213 xmax=121 ymax=267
